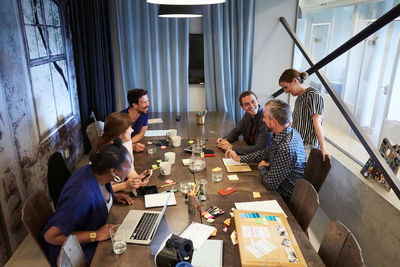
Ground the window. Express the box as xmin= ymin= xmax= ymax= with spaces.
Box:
xmin=294 ymin=0 xmax=400 ymax=164
xmin=189 ymin=34 xmax=204 ymax=84
xmin=19 ymin=0 xmax=73 ymax=139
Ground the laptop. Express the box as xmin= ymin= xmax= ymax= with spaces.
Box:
xmin=120 ymin=187 xmax=174 ymax=245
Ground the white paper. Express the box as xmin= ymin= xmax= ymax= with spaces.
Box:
xmin=182 ymin=159 xmax=191 ymax=166
xmin=148 ymin=118 xmax=163 ymax=124
xmin=179 ymin=222 xmax=216 ymax=250
xmin=235 ymin=200 xmax=287 ymax=217
xmin=144 ymin=192 xmax=176 ymax=208
xmin=245 ymin=239 xmax=276 ymax=258
xmin=222 ymin=158 xmax=248 ymax=166
xmin=227 ymin=174 xmax=239 ymax=180
xmin=144 ymin=129 xmax=169 ymax=137
xmin=241 ymin=226 xmax=270 ymax=239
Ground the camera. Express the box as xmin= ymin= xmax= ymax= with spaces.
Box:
xmin=156 ymin=234 xmax=193 ymax=267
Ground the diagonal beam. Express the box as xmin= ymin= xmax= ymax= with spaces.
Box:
xmin=272 ymin=4 xmax=400 ymax=98
xmin=279 ymin=16 xmax=400 ymax=200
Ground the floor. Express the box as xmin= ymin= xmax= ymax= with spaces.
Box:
xmin=6 ymin=133 xmax=399 ymax=266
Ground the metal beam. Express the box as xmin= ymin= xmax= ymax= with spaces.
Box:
xmin=279 ymin=17 xmax=400 ymax=200
xmin=272 ymin=4 xmax=400 ymax=98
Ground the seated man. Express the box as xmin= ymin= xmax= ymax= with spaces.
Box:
xmin=217 ymin=91 xmax=272 ymax=155
xmin=120 ymin=88 xmax=150 ymax=152
xmin=226 ymin=99 xmax=306 ymax=202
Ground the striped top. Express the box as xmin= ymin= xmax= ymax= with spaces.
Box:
xmin=292 ymin=87 xmax=324 ymax=148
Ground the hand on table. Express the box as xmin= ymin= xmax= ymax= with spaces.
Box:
xmin=133 ymin=142 xmax=145 ymax=152
xmin=96 ymin=224 xmax=114 ymax=241
xmin=258 ymin=160 xmax=270 ymax=168
xmin=114 ymin=193 xmax=135 ymax=205
xmin=217 ymin=138 xmax=232 ymax=151
xmin=225 ymin=149 xmax=240 ymax=162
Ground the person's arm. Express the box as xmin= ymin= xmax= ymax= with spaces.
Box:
xmin=225 ymin=116 xmax=246 ymax=143
xmin=233 ymin=123 xmax=272 ymax=155
xmin=312 ymin=114 xmax=330 ymax=161
xmin=44 ymin=224 xmax=113 ymax=245
xmin=239 ymin=149 xmax=269 ymax=164
xmin=131 ymin=126 xmax=147 ymax=152
xmin=258 ymin=148 xmax=291 ymax=191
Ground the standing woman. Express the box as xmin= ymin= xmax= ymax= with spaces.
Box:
xmin=43 ymin=138 xmax=132 ymax=266
xmin=279 ymin=69 xmax=330 ymax=161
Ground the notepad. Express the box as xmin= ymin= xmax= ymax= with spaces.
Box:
xmin=222 ymin=158 xmax=252 ymax=172
xmin=179 ymin=222 xmax=216 ymax=250
xmin=191 ymin=240 xmax=223 ymax=267
xmin=148 ymin=118 xmax=163 ymax=124
xmin=144 ymin=192 xmax=177 ymax=208
xmin=144 ymin=129 xmax=169 ymax=137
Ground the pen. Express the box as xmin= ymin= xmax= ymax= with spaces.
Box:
xmin=148 ymin=167 xmax=160 ymax=172
xmin=157 ymin=182 xmax=177 ymax=188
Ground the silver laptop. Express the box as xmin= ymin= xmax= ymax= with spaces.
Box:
xmin=120 ymin=187 xmax=174 ymax=245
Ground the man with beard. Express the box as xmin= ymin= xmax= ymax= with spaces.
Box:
xmin=225 ymin=99 xmax=306 ymax=202
xmin=216 ymin=91 xmax=272 ymax=155
xmin=120 ymin=88 xmax=150 ymax=152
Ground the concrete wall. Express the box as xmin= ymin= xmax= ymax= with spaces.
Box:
xmin=320 ymin=157 xmax=400 ymax=266
xmin=251 ymin=0 xmax=298 ymax=105
xmin=0 ymin=1 xmax=84 ymax=264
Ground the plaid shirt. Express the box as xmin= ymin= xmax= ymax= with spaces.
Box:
xmin=240 ymin=126 xmax=306 ymax=200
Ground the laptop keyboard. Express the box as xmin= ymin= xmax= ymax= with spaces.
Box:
xmin=130 ymin=213 xmax=159 ymax=240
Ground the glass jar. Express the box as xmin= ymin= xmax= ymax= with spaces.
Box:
xmin=189 ymin=144 xmax=205 ymax=171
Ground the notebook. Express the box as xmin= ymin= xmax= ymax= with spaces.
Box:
xmin=222 ymin=158 xmax=252 ymax=172
xmin=144 ymin=192 xmax=177 ymax=208
xmin=120 ymin=188 xmax=174 ymax=245
xmin=191 ymin=240 xmax=223 ymax=267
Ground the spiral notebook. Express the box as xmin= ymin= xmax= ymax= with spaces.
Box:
xmin=191 ymin=240 xmax=223 ymax=267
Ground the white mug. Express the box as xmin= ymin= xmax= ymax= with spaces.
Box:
xmin=164 ymin=152 xmax=176 ymax=164
xmin=167 ymin=129 xmax=177 ymax=138
xmin=160 ymin=161 xmax=172 ymax=175
xmin=171 ymin=136 xmax=182 ymax=147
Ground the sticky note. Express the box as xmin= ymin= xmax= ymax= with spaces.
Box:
xmin=200 ymin=152 xmax=204 ymax=158
xmin=182 ymin=159 xmax=191 ymax=166
xmin=253 ymin=192 xmax=261 ymax=198
xmin=161 ymin=146 xmax=167 ymax=150
xmin=227 ymin=174 xmax=239 ymax=181
xmin=157 ymin=160 xmax=162 ymax=163
xmin=152 ymin=164 xmax=158 ymax=169
xmin=211 ymin=229 xmax=217 ymax=236
xmin=212 ymin=167 xmax=222 ymax=172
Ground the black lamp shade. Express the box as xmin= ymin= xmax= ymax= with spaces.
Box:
xmin=158 ymin=5 xmax=203 ymax=18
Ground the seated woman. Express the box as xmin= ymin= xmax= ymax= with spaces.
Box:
xmin=42 ymin=138 xmax=132 ymax=266
xmin=94 ymin=112 xmax=150 ymax=204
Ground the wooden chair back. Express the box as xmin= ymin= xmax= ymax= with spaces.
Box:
xmin=86 ymin=121 xmax=104 ymax=149
xmin=289 ymin=179 xmax=319 ymax=232
xmin=57 ymin=235 xmax=87 ymax=267
xmin=318 ymin=221 xmax=364 ymax=267
xmin=304 ymin=148 xmax=332 ymax=192
xmin=21 ymin=190 xmax=54 ymax=256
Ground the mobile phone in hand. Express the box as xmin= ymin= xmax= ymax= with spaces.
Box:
xmin=141 ymin=170 xmax=152 ymax=181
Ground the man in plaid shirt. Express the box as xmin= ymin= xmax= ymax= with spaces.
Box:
xmin=226 ymin=99 xmax=306 ymax=202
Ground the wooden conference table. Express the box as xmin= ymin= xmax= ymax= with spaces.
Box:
xmin=91 ymin=112 xmax=324 ymax=267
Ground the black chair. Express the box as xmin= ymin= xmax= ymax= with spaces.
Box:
xmin=304 ymin=148 xmax=332 ymax=192
xmin=48 ymin=152 xmax=71 ymax=207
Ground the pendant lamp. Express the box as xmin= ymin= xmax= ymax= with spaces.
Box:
xmin=158 ymin=5 xmax=203 ymax=18
xmin=148 ymin=0 xmax=225 ymax=4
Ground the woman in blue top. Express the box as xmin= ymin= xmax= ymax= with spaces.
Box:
xmin=42 ymin=138 xmax=132 ymax=266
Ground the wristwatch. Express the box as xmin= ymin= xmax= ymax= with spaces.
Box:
xmin=89 ymin=232 xmax=97 ymax=242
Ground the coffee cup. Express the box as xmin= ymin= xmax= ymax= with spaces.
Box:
xmin=165 ymin=152 xmax=176 ymax=164
xmin=171 ymin=136 xmax=182 ymax=147
xmin=160 ymin=161 xmax=172 ymax=175
xmin=167 ymin=129 xmax=177 ymax=138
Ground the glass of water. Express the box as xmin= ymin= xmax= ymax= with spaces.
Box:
xmin=109 ymin=224 xmax=126 ymax=255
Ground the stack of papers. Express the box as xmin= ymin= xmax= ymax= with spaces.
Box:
xmin=179 ymin=222 xmax=216 ymax=250
xmin=144 ymin=129 xmax=169 ymax=137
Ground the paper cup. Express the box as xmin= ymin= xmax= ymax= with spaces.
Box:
xmin=172 ymin=136 xmax=182 ymax=147
xmin=160 ymin=161 xmax=172 ymax=175
xmin=165 ymin=152 xmax=176 ymax=164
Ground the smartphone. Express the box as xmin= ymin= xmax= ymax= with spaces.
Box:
xmin=141 ymin=170 xmax=152 ymax=181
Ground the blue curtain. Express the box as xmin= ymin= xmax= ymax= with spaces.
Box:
xmin=203 ymin=0 xmax=255 ymax=123
xmin=68 ymin=0 xmax=116 ymax=152
xmin=115 ymin=0 xmax=189 ymax=112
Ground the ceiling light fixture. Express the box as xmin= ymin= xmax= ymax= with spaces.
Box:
xmin=158 ymin=5 xmax=203 ymax=18
xmin=148 ymin=0 xmax=225 ymax=5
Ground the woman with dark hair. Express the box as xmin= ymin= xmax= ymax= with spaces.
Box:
xmin=279 ymin=68 xmax=330 ymax=161
xmin=94 ymin=112 xmax=150 ymax=202
xmin=42 ymin=138 xmax=132 ymax=266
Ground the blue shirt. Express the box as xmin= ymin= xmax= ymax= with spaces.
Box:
xmin=240 ymin=126 xmax=306 ymax=201
xmin=120 ymin=107 xmax=149 ymax=137
xmin=42 ymin=165 xmax=113 ymax=266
